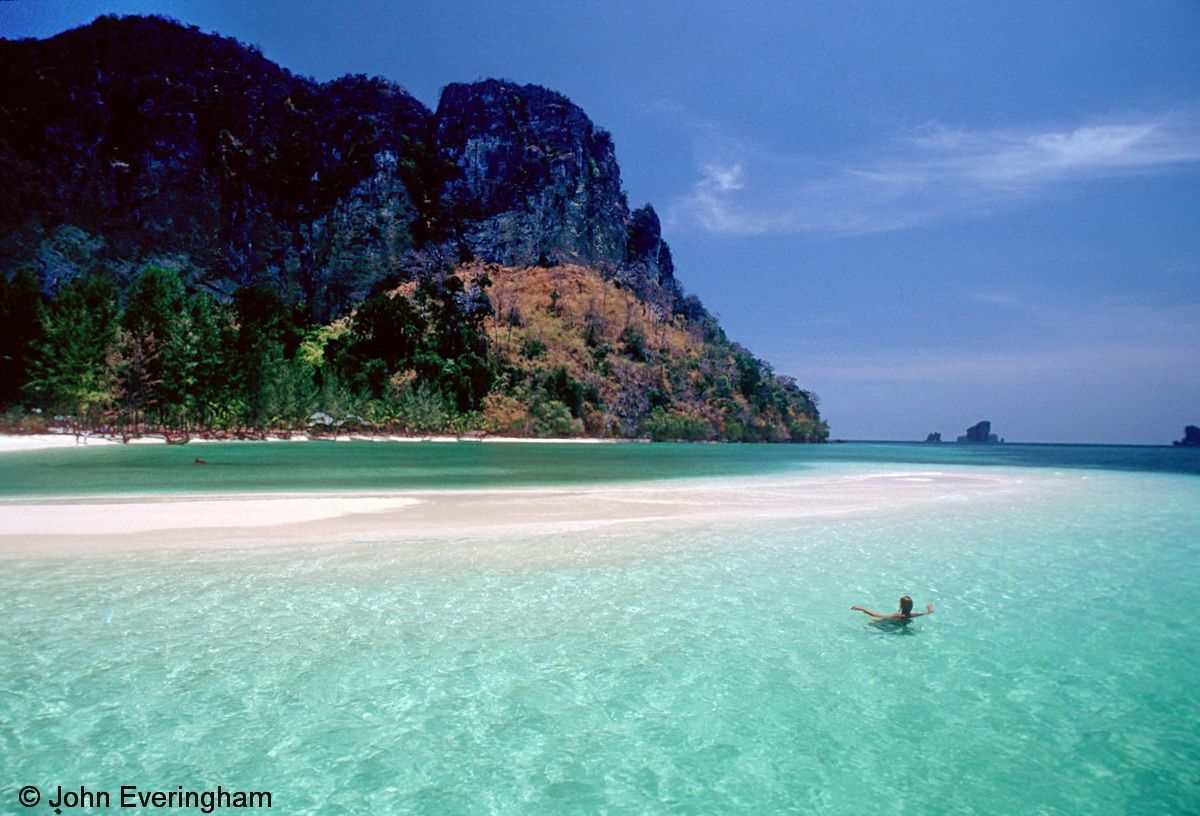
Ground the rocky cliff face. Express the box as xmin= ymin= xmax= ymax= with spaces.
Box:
xmin=0 ymin=15 xmax=682 ymax=321
xmin=435 ymin=80 xmax=626 ymax=268
xmin=0 ymin=16 xmax=440 ymax=317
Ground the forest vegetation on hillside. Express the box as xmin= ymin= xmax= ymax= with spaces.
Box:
xmin=0 ymin=261 xmax=826 ymax=441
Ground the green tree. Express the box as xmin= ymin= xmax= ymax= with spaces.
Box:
xmin=314 ymin=367 xmax=356 ymax=428
xmin=262 ymin=345 xmax=317 ymax=429
xmin=542 ymin=366 xmax=586 ymax=418
xmin=28 ymin=273 xmax=120 ymax=424
xmin=620 ymin=325 xmax=648 ymax=362
xmin=385 ymin=382 xmax=453 ymax=433
xmin=124 ymin=266 xmax=185 ymax=343
xmin=123 ymin=266 xmax=187 ymax=423
xmin=641 ymin=407 xmax=714 ymax=441
xmin=109 ymin=327 xmax=164 ymax=427
xmin=530 ymin=399 xmax=581 ymax=437
xmin=415 ymin=273 xmax=494 ymax=410
xmin=0 ymin=267 xmax=43 ymax=406
xmin=178 ymin=292 xmax=237 ymax=428
xmin=344 ymin=292 xmax=425 ymax=396
xmin=232 ymin=286 xmax=289 ymax=427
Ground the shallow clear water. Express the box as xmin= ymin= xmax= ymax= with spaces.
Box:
xmin=1 ymin=439 xmax=1197 ymax=496
xmin=2 ymin=447 xmax=1198 ymax=813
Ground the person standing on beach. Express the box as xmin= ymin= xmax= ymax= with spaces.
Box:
xmin=851 ymin=595 xmax=933 ymax=619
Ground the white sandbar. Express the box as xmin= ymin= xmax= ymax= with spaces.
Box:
xmin=0 ymin=469 xmax=1034 ymax=558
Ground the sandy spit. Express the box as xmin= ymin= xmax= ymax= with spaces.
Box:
xmin=0 ymin=469 xmax=1033 ymax=559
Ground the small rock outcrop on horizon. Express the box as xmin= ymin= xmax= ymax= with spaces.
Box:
xmin=924 ymin=432 xmax=942 ymax=443
xmin=957 ymin=421 xmax=1002 ymax=444
xmin=0 ymin=15 xmax=826 ymax=442
xmin=1174 ymin=426 xmax=1200 ymax=447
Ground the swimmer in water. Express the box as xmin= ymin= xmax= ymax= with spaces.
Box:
xmin=851 ymin=595 xmax=933 ymax=620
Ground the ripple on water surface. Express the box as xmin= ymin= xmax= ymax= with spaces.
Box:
xmin=2 ymin=467 xmax=1198 ymax=813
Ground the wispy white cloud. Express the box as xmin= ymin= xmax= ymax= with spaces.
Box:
xmin=702 ymin=163 xmax=745 ymax=191
xmin=918 ymin=118 xmax=1200 ymax=186
xmin=682 ymin=162 xmax=786 ymax=234
xmin=671 ymin=110 xmax=1200 ymax=236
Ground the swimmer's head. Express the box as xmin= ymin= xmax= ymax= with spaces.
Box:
xmin=899 ymin=596 xmax=914 ymax=616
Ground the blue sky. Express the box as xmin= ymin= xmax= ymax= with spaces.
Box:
xmin=4 ymin=1 xmax=1199 ymax=443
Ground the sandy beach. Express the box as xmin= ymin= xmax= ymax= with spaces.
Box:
xmin=0 ymin=468 xmax=1030 ymax=559
xmin=0 ymin=432 xmax=632 ymax=454
xmin=0 ymin=433 xmax=122 ymax=452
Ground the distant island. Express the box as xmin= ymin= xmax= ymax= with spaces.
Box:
xmin=957 ymin=421 xmax=1003 ymax=444
xmin=0 ymin=15 xmax=826 ymax=443
xmin=1175 ymin=426 xmax=1200 ymax=447
xmin=924 ymin=432 xmax=942 ymax=443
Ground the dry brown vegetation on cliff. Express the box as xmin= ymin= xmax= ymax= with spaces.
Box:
xmin=460 ymin=264 xmax=826 ymax=441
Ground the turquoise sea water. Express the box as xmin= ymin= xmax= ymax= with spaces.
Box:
xmin=2 ymin=443 xmax=1198 ymax=814
xmin=0 ymin=439 xmax=1196 ymax=496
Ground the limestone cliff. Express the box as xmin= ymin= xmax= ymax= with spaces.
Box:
xmin=0 ymin=16 xmax=684 ymax=321
xmin=0 ymin=14 xmax=825 ymax=441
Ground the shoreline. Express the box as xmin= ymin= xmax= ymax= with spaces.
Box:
xmin=0 ymin=431 xmax=641 ymax=454
xmin=0 ymin=468 xmax=1039 ymax=559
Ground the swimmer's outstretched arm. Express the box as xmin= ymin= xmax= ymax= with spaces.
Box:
xmin=850 ymin=605 xmax=884 ymax=617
